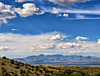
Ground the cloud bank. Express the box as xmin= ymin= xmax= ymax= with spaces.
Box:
xmin=0 ymin=32 xmax=100 ymax=58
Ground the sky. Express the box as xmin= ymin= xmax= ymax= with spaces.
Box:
xmin=0 ymin=0 xmax=100 ymax=58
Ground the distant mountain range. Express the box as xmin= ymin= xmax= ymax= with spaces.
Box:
xmin=14 ymin=54 xmax=100 ymax=66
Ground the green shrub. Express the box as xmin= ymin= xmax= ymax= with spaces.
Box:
xmin=1 ymin=62 xmax=5 ymax=65
xmin=71 ymin=72 xmax=83 ymax=76
xmin=10 ymin=59 xmax=14 ymax=64
xmin=93 ymin=72 xmax=100 ymax=76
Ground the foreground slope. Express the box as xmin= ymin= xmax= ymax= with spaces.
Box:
xmin=0 ymin=57 xmax=100 ymax=76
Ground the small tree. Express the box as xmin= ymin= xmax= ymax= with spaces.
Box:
xmin=2 ymin=56 xmax=7 ymax=59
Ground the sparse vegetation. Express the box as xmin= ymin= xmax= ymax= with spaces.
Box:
xmin=0 ymin=57 xmax=100 ymax=76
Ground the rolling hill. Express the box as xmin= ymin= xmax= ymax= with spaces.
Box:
xmin=1 ymin=56 xmax=100 ymax=76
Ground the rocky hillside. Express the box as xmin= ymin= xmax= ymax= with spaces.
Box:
xmin=1 ymin=56 xmax=100 ymax=76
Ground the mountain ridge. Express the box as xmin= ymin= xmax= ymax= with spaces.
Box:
xmin=14 ymin=54 xmax=100 ymax=66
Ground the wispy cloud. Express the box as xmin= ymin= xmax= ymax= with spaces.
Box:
xmin=64 ymin=10 xmax=100 ymax=15
xmin=49 ymin=0 xmax=87 ymax=6
xmin=15 ymin=0 xmax=34 ymax=2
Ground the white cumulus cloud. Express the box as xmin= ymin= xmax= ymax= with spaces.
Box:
xmin=56 ymin=42 xmax=82 ymax=49
xmin=63 ymin=13 xmax=69 ymax=17
xmin=51 ymin=7 xmax=62 ymax=14
xmin=0 ymin=2 xmax=16 ymax=24
xmin=51 ymin=34 xmax=67 ymax=41
xmin=14 ymin=3 xmax=44 ymax=17
xmin=75 ymin=36 xmax=89 ymax=41
xmin=97 ymin=39 xmax=100 ymax=44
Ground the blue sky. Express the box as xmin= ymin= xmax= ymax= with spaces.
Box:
xmin=0 ymin=0 xmax=100 ymax=58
